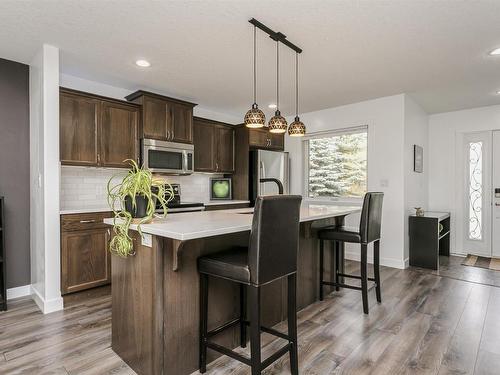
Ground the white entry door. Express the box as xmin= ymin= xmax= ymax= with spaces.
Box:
xmin=492 ymin=131 xmax=500 ymax=257
xmin=462 ymin=132 xmax=492 ymax=257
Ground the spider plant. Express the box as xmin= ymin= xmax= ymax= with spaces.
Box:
xmin=107 ymin=159 xmax=174 ymax=257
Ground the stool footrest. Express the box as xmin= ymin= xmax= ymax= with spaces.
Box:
xmin=261 ymin=343 xmax=293 ymax=371
xmin=321 ymin=280 xmax=377 ymax=292
xmin=337 ymin=273 xmax=376 ymax=282
xmin=206 ymin=341 xmax=252 ymax=366
xmin=207 ymin=318 xmax=241 ymax=338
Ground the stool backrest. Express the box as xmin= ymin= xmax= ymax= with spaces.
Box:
xmin=359 ymin=192 xmax=384 ymax=244
xmin=248 ymin=195 xmax=302 ymax=285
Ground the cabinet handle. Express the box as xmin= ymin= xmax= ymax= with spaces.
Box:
xmin=79 ymin=219 xmax=96 ymax=224
xmin=216 ymin=162 xmax=219 ymax=171
xmin=97 ymin=153 xmax=100 ymax=164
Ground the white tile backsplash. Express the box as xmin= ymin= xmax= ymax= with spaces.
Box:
xmin=60 ymin=166 xmax=224 ymax=210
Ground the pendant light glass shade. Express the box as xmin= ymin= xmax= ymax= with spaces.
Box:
xmin=288 ymin=116 xmax=306 ymax=136
xmin=269 ymin=110 xmax=288 ymax=133
xmin=268 ymin=41 xmax=288 ymax=133
xmin=245 ymin=26 xmax=265 ymax=128
xmin=288 ymin=52 xmax=305 ymax=136
xmin=244 ymin=104 xmax=266 ymax=128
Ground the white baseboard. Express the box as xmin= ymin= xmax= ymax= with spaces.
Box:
xmin=344 ymin=250 xmax=407 ymax=270
xmin=31 ymin=285 xmax=64 ymax=314
xmin=6 ymin=284 xmax=32 ymax=300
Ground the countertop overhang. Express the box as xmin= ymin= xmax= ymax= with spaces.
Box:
xmin=104 ymin=202 xmax=361 ymax=241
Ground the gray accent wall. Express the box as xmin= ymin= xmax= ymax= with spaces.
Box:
xmin=0 ymin=58 xmax=30 ymax=288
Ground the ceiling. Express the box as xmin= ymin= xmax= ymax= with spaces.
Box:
xmin=2 ymin=0 xmax=500 ymax=119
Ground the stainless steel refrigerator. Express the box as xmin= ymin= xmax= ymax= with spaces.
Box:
xmin=249 ymin=149 xmax=289 ymax=205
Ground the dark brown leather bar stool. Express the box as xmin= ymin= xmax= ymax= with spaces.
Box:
xmin=198 ymin=195 xmax=302 ymax=375
xmin=318 ymin=192 xmax=384 ymax=314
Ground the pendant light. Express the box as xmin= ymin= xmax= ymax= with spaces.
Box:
xmin=244 ymin=25 xmax=266 ymax=128
xmin=288 ymin=52 xmax=306 ymax=136
xmin=268 ymin=40 xmax=288 ymax=133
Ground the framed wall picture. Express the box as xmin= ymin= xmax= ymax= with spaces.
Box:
xmin=414 ymin=145 xmax=423 ymax=173
xmin=210 ymin=177 xmax=232 ymax=200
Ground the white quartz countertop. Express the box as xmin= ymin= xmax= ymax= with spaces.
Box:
xmin=60 ymin=206 xmax=112 ymax=215
xmin=203 ymin=200 xmax=250 ymax=206
xmin=104 ymin=202 xmax=361 ymax=241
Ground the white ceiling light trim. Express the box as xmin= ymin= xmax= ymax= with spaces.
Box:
xmin=135 ymin=59 xmax=151 ymax=67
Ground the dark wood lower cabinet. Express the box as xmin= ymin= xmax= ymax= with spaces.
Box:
xmin=61 ymin=212 xmax=112 ymax=295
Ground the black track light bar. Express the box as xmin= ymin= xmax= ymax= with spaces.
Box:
xmin=249 ymin=18 xmax=303 ymax=54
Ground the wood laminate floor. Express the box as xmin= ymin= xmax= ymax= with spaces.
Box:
xmin=1 ymin=261 xmax=499 ymax=375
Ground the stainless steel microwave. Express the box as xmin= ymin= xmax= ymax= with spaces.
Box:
xmin=141 ymin=139 xmax=194 ymax=175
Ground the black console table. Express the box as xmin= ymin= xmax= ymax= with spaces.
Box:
xmin=0 ymin=197 xmax=6 ymax=311
xmin=409 ymin=211 xmax=450 ymax=270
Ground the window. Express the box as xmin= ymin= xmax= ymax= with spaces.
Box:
xmin=305 ymin=127 xmax=367 ymax=198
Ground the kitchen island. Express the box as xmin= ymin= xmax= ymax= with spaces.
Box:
xmin=104 ymin=203 xmax=360 ymax=375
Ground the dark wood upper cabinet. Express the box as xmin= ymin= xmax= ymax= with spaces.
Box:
xmin=248 ymin=128 xmax=284 ymax=151
xmin=216 ymin=125 xmax=234 ymax=173
xmin=60 ymin=88 xmax=140 ymax=168
xmin=193 ymin=118 xmax=216 ymax=172
xmin=60 ymin=92 xmax=99 ymax=166
xmin=126 ymin=90 xmax=197 ymax=144
xmin=193 ymin=117 xmax=234 ymax=173
xmin=100 ymin=101 xmax=139 ymax=168
xmin=142 ymin=95 xmax=171 ymax=140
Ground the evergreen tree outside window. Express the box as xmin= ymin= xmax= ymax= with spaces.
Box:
xmin=306 ymin=128 xmax=367 ymax=198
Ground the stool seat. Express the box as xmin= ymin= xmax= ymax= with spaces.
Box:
xmin=318 ymin=225 xmax=361 ymax=243
xmin=198 ymin=247 xmax=250 ymax=284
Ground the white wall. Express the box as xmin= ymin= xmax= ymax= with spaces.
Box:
xmin=29 ymin=45 xmax=63 ymax=313
xmin=403 ymin=96 xmax=429 ymax=260
xmin=286 ymin=94 xmax=407 ymax=269
xmin=429 ymin=104 xmax=500 ymax=255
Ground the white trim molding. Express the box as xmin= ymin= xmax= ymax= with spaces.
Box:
xmin=31 ymin=285 xmax=63 ymax=314
xmin=345 ymin=249 xmax=407 ymax=270
xmin=6 ymin=285 xmax=32 ymax=300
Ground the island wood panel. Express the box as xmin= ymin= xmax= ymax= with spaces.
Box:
xmin=111 ymin=232 xmax=164 ymax=375
xmin=111 ymin=221 xmax=338 ymax=375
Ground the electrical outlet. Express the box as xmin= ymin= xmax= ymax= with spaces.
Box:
xmin=141 ymin=233 xmax=152 ymax=247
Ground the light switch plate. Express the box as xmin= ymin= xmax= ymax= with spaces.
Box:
xmin=141 ymin=233 xmax=152 ymax=247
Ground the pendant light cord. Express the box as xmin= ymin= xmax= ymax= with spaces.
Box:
xmin=276 ymin=40 xmax=279 ymax=111
xmin=253 ymin=25 xmax=256 ymax=105
xmin=295 ymin=52 xmax=299 ymax=117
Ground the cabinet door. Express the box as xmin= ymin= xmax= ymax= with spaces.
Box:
xmin=61 ymin=228 xmax=111 ymax=294
xmin=270 ymin=132 xmax=284 ymax=151
xmin=142 ymin=96 xmax=170 ymax=140
xmin=60 ymin=93 xmax=99 ymax=166
xmin=171 ymin=103 xmax=193 ymax=144
xmin=100 ymin=101 xmax=139 ymax=168
xmin=193 ymin=120 xmax=216 ymax=172
xmin=248 ymin=128 xmax=269 ymax=148
xmin=216 ymin=126 xmax=234 ymax=173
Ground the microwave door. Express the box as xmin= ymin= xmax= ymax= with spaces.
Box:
xmin=146 ymin=148 xmax=184 ymax=174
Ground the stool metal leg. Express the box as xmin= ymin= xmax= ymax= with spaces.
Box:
xmin=287 ymin=274 xmax=299 ymax=375
xmin=249 ymin=285 xmax=261 ymax=375
xmin=374 ymin=240 xmax=382 ymax=303
xmin=334 ymin=241 xmax=340 ymax=291
xmin=360 ymin=244 xmax=369 ymax=314
xmin=199 ymin=274 xmax=209 ymax=373
xmin=319 ymin=239 xmax=324 ymax=301
xmin=240 ymin=284 xmax=247 ymax=348
xmin=339 ymin=241 xmax=345 ymax=285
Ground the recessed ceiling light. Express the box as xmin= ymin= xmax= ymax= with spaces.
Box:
xmin=496 ymin=90 xmax=500 ymax=95
xmin=489 ymin=48 xmax=500 ymax=56
xmin=268 ymin=103 xmax=277 ymax=109
xmin=135 ymin=59 xmax=151 ymax=67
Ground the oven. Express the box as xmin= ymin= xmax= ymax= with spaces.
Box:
xmin=142 ymin=139 xmax=194 ymax=175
